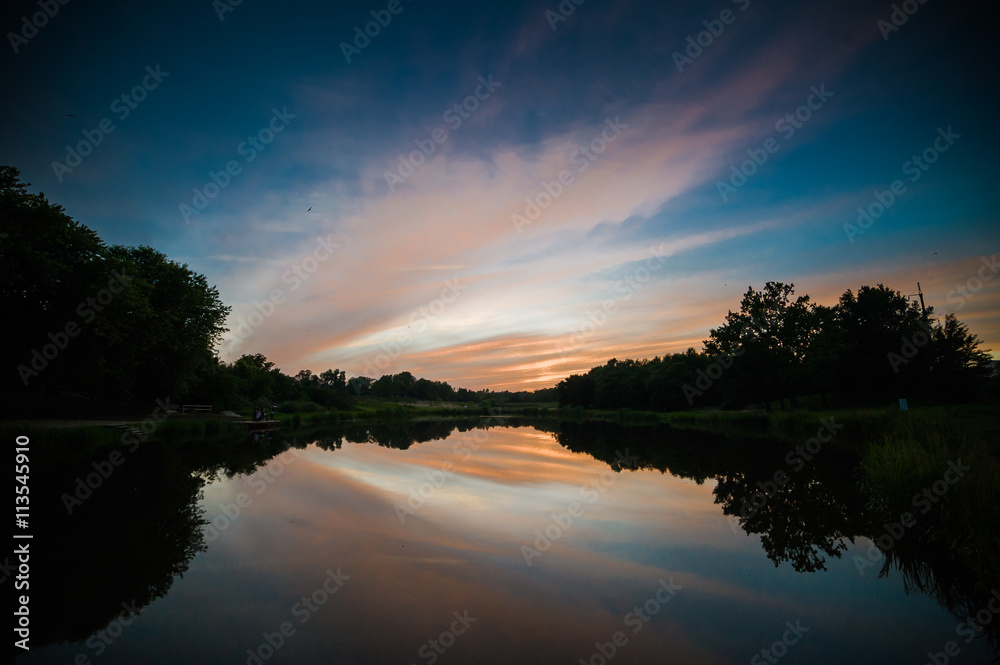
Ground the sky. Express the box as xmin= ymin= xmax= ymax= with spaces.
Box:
xmin=2 ymin=0 xmax=998 ymax=390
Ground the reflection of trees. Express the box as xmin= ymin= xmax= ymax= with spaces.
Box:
xmin=866 ymin=505 xmax=1000 ymax=657
xmin=714 ymin=461 xmax=870 ymax=573
xmin=551 ymin=420 xmax=871 ymax=571
xmin=301 ymin=417 xmax=514 ymax=451
xmin=550 ymin=420 xmax=728 ymax=481
xmin=28 ymin=445 xmax=206 ymax=647
xmin=24 ymin=416 xmax=521 ymax=651
xmin=552 ymin=420 xmax=999 ymax=658
xmin=23 ymin=430 xmax=300 ymax=651
xmin=343 ymin=420 xmax=468 ymax=449
xmin=24 ymin=419 xmax=998 ymax=659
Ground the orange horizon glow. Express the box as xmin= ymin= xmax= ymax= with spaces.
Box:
xmin=217 ymin=253 xmax=1000 ymax=391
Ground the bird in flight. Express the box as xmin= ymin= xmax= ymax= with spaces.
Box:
xmin=65 ymin=114 xmax=76 ymax=117
xmin=307 ymin=207 xmax=312 ymax=212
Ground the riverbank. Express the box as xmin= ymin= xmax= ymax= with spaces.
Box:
xmin=7 ymin=400 xmax=997 ymax=450
xmin=555 ymin=402 xmax=998 ymax=446
xmin=7 ymin=401 xmax=997 ymax=591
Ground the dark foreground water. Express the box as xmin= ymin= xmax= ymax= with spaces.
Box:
xmin=13 ymin=420 xmax=998 ymax=664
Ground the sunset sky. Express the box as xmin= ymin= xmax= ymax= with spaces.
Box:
xmin=3 ymin=0 xmax=998 ymax=390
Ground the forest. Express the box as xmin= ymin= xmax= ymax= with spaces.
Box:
xmin=3 ymin=165 xmax=993 ymax=417
xmin=1 ymin=166 xmax=550 ymax=416
xmin=557 ymin=281 xmax=995 ymax=411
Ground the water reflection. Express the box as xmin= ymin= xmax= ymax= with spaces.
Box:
xmin=549 ymin=420 xmax=1000 ymax=656
xmin=18 ymin=432 xmax=297 ymax=650
xmin=548 ymin=420 xmax=871 ymax=573
xmin=14 ymin=420 xmax=998 ymax=663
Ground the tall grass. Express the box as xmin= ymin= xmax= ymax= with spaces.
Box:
xmin=860 ymin=410 xmax=1000 ymax=591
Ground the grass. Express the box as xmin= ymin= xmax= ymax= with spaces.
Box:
xmin=555 ymin=404 xmax=904 ymax=449
xmin=568 ymin=402 xmax=999 ymax=449
xmin=858 ymin=405 xmax=1000 ymax=591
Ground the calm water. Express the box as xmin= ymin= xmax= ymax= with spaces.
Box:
xmin=15 ymin=420 xmax=997 ymax=664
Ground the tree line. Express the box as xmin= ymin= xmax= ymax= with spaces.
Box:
xmin=191 ymin=355 xmax=554 ymax=413
xmin=5 ymin=165 xmax=991 ymax=416
xmin=557 ymin=281 xmax=994 ymax=412
xmin=189 ymin=355 xmax=489 ymax=412
xmin=1 ymin=166 xmax=545 ymax=415
xmin=2 ymin=167 xmax=230 ymax=415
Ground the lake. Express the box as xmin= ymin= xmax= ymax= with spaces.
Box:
xmin=15 ymin=419 xmax=998 ymax=664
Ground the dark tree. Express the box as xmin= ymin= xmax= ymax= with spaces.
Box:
xmin=705 ymin=282 xmax=811 ymax=411
xmin=1 ymin=167 xmax=229 ymax=411
xmin=834 ymin=284 xmax=930 ymax=404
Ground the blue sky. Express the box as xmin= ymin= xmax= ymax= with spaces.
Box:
xmin=3 ymin=0 xmax=997 ymax=388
